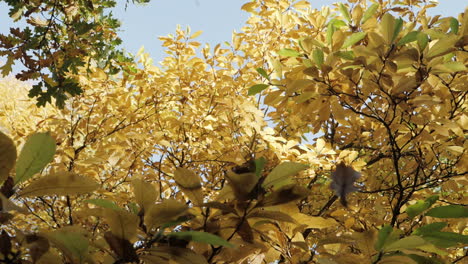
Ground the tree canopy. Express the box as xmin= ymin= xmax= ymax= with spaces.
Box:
xmin=0 ymin=0 xmax=467 ymax=263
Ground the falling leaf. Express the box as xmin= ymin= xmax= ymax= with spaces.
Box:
xmin=330 ymin=162 xmax=361 ymax=207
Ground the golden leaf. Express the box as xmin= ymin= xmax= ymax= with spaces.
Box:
xmin=18 ymin=172 xmax=99 ymax=197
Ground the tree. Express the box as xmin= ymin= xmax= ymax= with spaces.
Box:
xmin=0 ymin=0 xmax=148 ymax=107
xmin=0 ymin=0 xmax=467 ymax=263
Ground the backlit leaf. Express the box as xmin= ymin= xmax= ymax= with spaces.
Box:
xmin=256 ymin=68 xmax=270 ymax=80
xmin=103 ymin=208 xmax=138 ymax=241
xmin=397 ymin=31 xmax=419 ymax=46
xmin=85 ymin=199 xmax=121 ymax=211
xmin=384 ymin=236 xmax=428 ymax=251
xmin=15 ymin=132 xmax=56 ymax=184
xmin=262 ymin=162 xmax=308 ymax=189
xmin=248 ymin=84 xmax=269 ymax=95
xmin=362 ymin=4 xmax=378 ymax=24
xmin=17 ymin=172 xmax=99 ymax=197
xmin=425 ymin=205 xmax=468 ymax=218
xmin=174 ymin=167 xmax=203 ymax=205
xmin=131 ymin=178 xmax=158 ymax=211
xmin=277 ymin=48 xmax=301 ymax=57
xmin=144 ymin=199 xmax=188 ymax=230
xmin=375 ymin=224 xmax=393 ymax=251
xmin=0 ymin=131 xmax=16 ymax=183
xmin=342 ymin=32 xmax=367 ymax=49
xmin=167 ymin=231 xmax=234 ymax=248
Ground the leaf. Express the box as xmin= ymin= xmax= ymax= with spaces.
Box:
xmin=393 ymin=18 xmax=403 ymax=43
xmin=131 ymin=178 xmax=158 ymax=211
xmin=103 ymin=208 xmax=138 ymax=241
xmin=174 ymin=167 xmax=204 ymax=205
xmin=312 ymin=49 xmax=324 ymax=66
xmin=449 ymin=17 xmax=459 ymax=34
xmin=342 ymin=32 xmax=367 ymax=49
xmin=104 ymin=232 xmax=138 ymax=263
xmin=225 ymin=170 xmax=259 ymax=200
xmin=425 ymin=205 xmax=468 ymax=218
xmin=339 ymin=3 xmax=351 ymax=23
xmin=18 ymin=172 xmax=99 ymax=197
xmin=144 ymin=199 xmax=188 ymax=230
xmin=375 ymin=224 xmax=393 ymax=251
xmin=15 ymin=132 xmax=56 ymax=184
xmin=397 ymin=31 xmax=419 ymax=46
xmin=262 ymin=162 xmax=309 ymax=189
xmin=43 ymin=226 xmax=90 ymax=263
xmin=330 ymin=163 xmax=360 ymax=207
xmin=84 ymin=199 xmax=121 ymax=211
xmin=384 ymin=236 xmax=428 ymax=251
xmin=0 ymin=131 xmax=16 ymax=183
xmin=256 ymin=68 xmax=270 ymax=80
xmin=248 ymin=84 xmax=269 ymax=96
xmin=277 ymin=48 xmax=301 ymax=57
xmin=426 ymin=35 xmax=458 ymax=58
xmin=381 ymin=13 xmax=395 ymax=44
xmin=260 ymin=184 xmax=309 ymax=207
xmin=362 ymin=4 xmax=378 ymax=24
xmin=417 ymin=32 xmax=429 ymax=51
xmin=295 ymin=214 xmax=337 ymax=229
xmin=419 ymin=231 xmax=468 ymax=248
xmin=167 ymin=231 xmax=234 ymax=248
xmin=144 ymin=247 xmax=209 ymax=264
xmin=378 ymin=255 xmax=417 ymax=264
xmin=248 ymin=209 xmax=297 ymax=223
xmin=405 ymin=195 xmax=438 ymax=218
xmin=412 ymin=222 xmax=447 ymax=236
xmin=254 ymin=157 xmax=266 ymax=178
xmin=189 ymin=30 xmax=203 ymax=39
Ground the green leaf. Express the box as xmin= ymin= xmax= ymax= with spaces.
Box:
xmin=425 ymin=205 xmax=468 ymax=218
xmin=326 ymin=19 xmax=346 ymax=45
xmin=256 ymin=68 xmax=270 ymax=80
xmin=248 ymin=84 xmax=269 ymax=96
xmin=85 ymin=199 xmax=122 ymax=211
xmin=335 ymin=51 xmax=355 ymax=60
xmin=413 ymin=222 xmax=447 ymax=236
xmin=417 ymin=32 xmax=429 ymax=51
xmin=339 ymin=3 xmax=351 ymax=23
xmin=254 ymin=157 xmax=266 ymax=178
xmin=397 ymin=31 xmax=420 ymax=46
xmin=167 ymin=231 xmax=234 ymax=248
xmin=384 ymin=236 xmax=428 ymax=252
xmin=312 ymin=49 xmax=324 ymax=66
xmin=405 ymin=195 xmax=438 ymax=218
xmin=407 ymin=254 xmax=444 ymax=264
xmin=421 ymin=231 xmax=468 ymax=248
xmin=262 ymin=162 xmax=309 ymax=189
xmin=449 ymin=17 xmax=459 ymax=34
xmin=277 ymin=48 xmax=301 ymax=57
xmin=15 ymin=132 xmax=56 ymax=184
xmin=375 ymin=224 xmax=393 ymax=251
xmin=362 ymin=4 xmax=378 ymax=24
xmin=342 ymin=32 xmax=367 ymax=49
xmin=392 ymin=17 xmax=403 ymax=42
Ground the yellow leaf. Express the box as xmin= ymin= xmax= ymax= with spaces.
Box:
xmin=0 ymin=130 xmax=16 ymax=183
xmin=103 ymin=208 xmax=138 ymax=241
xmin=18 ymin=172 xmax=99 ymax=197
xmin=131 ymin=178 xmax=158 ymax=211
xmin=294 ymin=214 xmax=337 ymax=229
xmin=144 ymin=199 xmax=188 ymax=230
xmin=174 ymin=167 xmax=204 ymax=205
xmin=190 ymin=30 xmax=203 ymax=39
xmin=344 ymin=218 xmax=355 ymax=229
xmin=378 ymin=255 xmax=417 ymax=264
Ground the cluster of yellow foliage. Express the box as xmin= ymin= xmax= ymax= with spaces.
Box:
xmin=0 ymin=0 xmax=466 ymax=263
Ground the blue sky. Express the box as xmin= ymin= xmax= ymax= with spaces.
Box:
xmin=1 ymin=0 xmax=467 ymax=71
xmin=113 ymin=0 xmax=467 ymax=63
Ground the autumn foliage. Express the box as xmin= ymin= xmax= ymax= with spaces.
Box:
xmin=0 ymin=0 xmax=467 ymax=263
